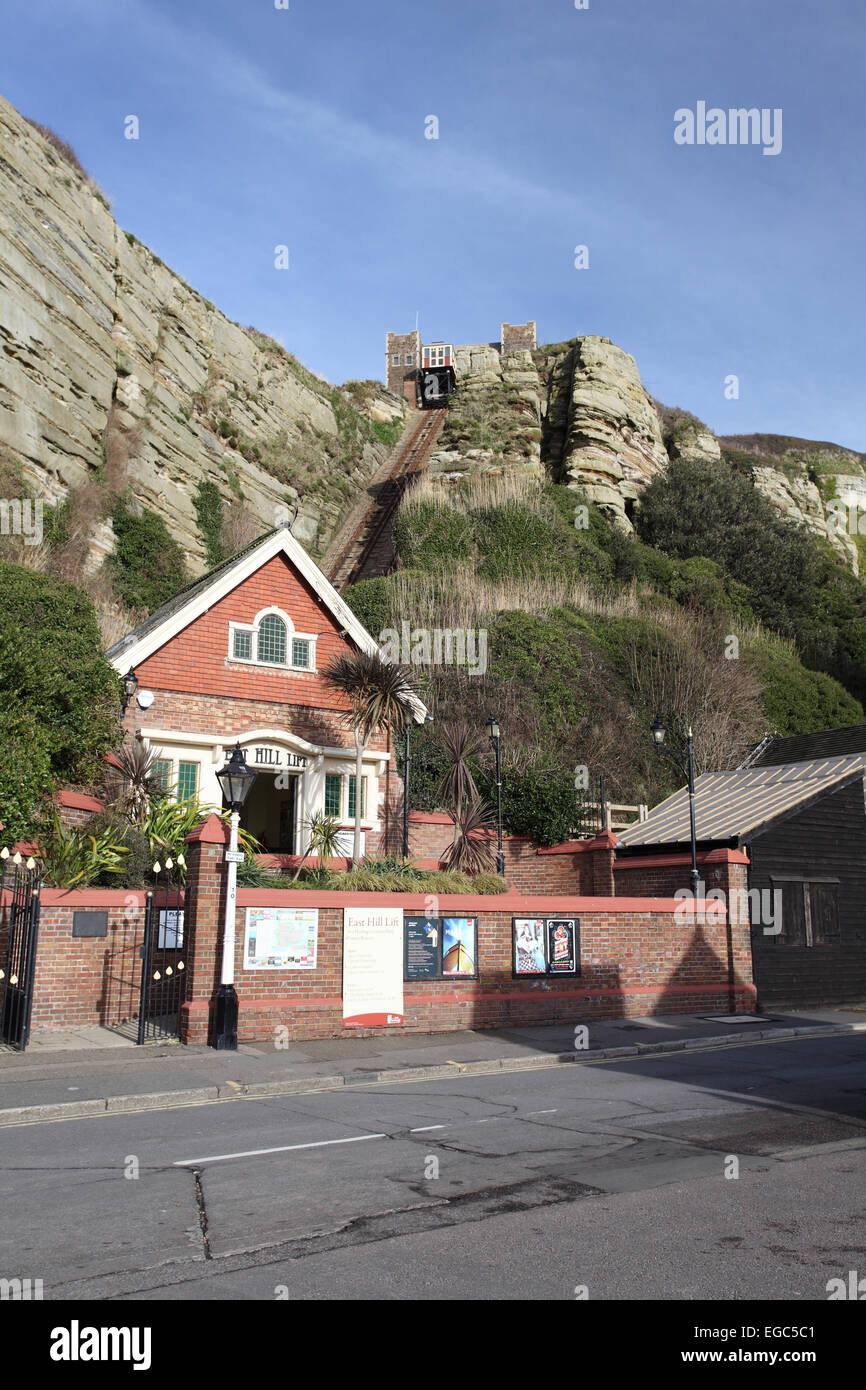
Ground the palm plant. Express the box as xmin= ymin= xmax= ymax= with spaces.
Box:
xmin=107 ymin=736 xmax=168 ymax=825
xmin=291 ymin=812 xmax=344 ymax=881
xmin=440 ymin=795 xmax=496 ymax=874
xmin=322 ymin=649 xmax=419 ymax=867
xmin=434 ymin=719 xmax=488 ymax=858
xmin=143 ymin=796 xmax=259 ymax=871
xmin=36 ymin=811 xmax=129 ymax=888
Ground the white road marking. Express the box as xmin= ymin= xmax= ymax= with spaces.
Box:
xmin=410 ymin=1124 xmax=446 ymax=1132
xmin=173 ymin=1132 xmax=387 ymax=1166
xmin=527 ymin=1109 xmax=558 ymax=1116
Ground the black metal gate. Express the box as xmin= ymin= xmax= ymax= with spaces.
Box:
xmin=0 ymin=859 xmax=41 ymax=1051
xmin=137 ymin=866 xmax=186 ymax=1044
xmin=574 ymin=775 xmax=608 ymax=839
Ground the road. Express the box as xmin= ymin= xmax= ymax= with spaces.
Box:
xmin=2 ymin=1034 xmax=866 ymax=1300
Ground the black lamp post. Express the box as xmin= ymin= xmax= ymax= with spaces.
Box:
xmin=651 ymin=718 xmax=700 ymax=897
xmin=213 ymin=743 xmax=258 ymax=1050
xmin=402 ymin=721 xmax=411 ymax=860
xmin=487 ymin=715 xmax=505 ymax=877
xmin=120 ymin=669 xmax=138 ymax=716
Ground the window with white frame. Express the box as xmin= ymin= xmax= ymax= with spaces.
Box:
xmin=322 ymin=772 xmax=368 ymax=820
xmin=229 ymin=609 xmax=316 ymax=671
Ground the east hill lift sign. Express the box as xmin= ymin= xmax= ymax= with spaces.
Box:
xmin=251 ymin=747 xmax=307 ymax=770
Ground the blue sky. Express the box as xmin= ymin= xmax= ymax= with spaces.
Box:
xmin=2 ymin=0 xmax=864 ymax=448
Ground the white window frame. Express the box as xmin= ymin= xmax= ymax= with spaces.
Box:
xmin=228 ymin=607 xmax=318 ymax=672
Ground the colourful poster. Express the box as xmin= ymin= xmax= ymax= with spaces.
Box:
xmin=546 ymin=918 xmax=578 ymax=975
xmin=343 ymin=907 xmax=404 ymax=1026
xmin=243 ymin=908 xmax=318 ymax=970
xmin=513 ymin=917 xmax=547 ymax=975
xmin=442 ymin=917 xmax=477 ymax=976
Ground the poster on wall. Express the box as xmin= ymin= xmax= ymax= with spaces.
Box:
xmin=243 ymin=907 xmax=318 ymax=970
xmin=343 ymin=907 xmax=404 ymax=1027
xmin=546 ymin=918 xmax=579 ymax=975
xmin=442 ymin=917 xmax=477 ymax=977
xmin=158 ymin=909 xmax=184 ymax=951
xmin=513 ymin=918 xmax=547 ymax=976
xmin=404 ymin=915 xmax=440 ymax=979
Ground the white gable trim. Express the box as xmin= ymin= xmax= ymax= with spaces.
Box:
xmin=110 ymin=527 xmax=428 ymax=721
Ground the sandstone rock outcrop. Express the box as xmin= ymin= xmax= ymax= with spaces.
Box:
xmin=543 ymin=336 xmax=669 ymax=526
xmin=0 ymin=94 xmax=403 ymax=573
xmin=427 ymin=345 xmax=543 ymax=481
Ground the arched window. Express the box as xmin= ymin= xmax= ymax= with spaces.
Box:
xmin=257 ymin=614 xmax=287 ymax=665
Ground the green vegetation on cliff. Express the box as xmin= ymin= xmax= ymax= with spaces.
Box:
xmin=345 ymin=466 xmax=864 ymax=837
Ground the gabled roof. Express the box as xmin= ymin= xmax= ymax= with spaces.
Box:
xmin=747 ymin=723 xmax=866 ymax=767
xmin=107 ymin=526 xmax=428 ymax=721
xmin=617 ymin=754 xmax=866 ymax=848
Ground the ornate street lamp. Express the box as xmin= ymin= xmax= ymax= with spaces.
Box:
xmin=120 ymin=669 xmax=138 ymax=716
xmin=487 ymin=715 xmax=505 ymax=878
xmin=213 ymin=743 xmax=258 ymax=1050
xmin=651 ymin=718 xmax=700 ymax=897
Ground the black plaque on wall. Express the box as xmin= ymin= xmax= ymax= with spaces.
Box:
xmin=404 ymin=915 xmax=441 ymax=979
xmin=72 ymin=910 xmax=108 ymax=939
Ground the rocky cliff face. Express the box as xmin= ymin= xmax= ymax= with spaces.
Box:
xmin=427 ymin=334 xmax=669 ymax=529
xmin=0 ymin=95 xmax=403 ymax=574
xmin=718 ymin=434 xmax=866 ymax=574
xmin=426 ymin=330 xmax=864 ymax=568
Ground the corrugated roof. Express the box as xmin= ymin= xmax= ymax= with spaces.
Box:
xmin=750 ymin=724 xmax=866 ymax=767
xmin=617 ymin=754 xmax=866 ymax=848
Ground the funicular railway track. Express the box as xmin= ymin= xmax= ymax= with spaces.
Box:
xmin=325 ymin=409 xmax=445 ymax=591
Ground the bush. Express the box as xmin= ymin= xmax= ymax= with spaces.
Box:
xmin=483 ymin=761 xmax=578 ymax=846
xmin=343 ymin=577 xmax=394 ymax=640
xmin=744 ymin=637 xmax=863 ymax=734
xmin=36 ymin=812 xmax=129 ymax=888
xmin=0 ymin=564 xmax=119 ymax=842
xmin=193 ymin=480 xmax=225 ymax=568
xmin=88 ymin=812 xmax=154 ymax=888
xmin=0 ymin=708 xmax=54 ymax=848
xmin=108 ymin=499 xmax=188 ymax=613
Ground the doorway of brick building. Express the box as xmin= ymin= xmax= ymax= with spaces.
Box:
xmin=239 ymin=771 xmax=299 ymax=855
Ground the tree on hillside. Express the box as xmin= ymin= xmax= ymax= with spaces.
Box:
xmin=0 ymin=563 xmax=120 ymax=843
xmin=321 ymin=649 xmax=418 ymax=866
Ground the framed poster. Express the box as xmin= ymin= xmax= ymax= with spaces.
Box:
xmin=442 ymin=916 xmax=478 ymax=977
xmin=404 ymin=915 xmax=441 ymax=980
xmin=243 ymin=907 xmax=318 ymax=970
xmin=546 ymin=918 xmax=579 ymax=975
xmin=513 ymin=917 xmax=547 ymax=976
xmin=158 ymin=909 xmax=184 ymax=950
xmin=343 ymin=907 xmax=404 ymax=1026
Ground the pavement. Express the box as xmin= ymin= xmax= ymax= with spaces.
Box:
xmin=1 ymin=1005 xmax=864 ymax=1127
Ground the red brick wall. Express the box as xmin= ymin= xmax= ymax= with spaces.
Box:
xmin=405 ymin=813 xmax=592 ymax=892
xmin=614 ymin=851 xmax=749 ymax=901
xmin=179 ymin=825 xmax=755 ymax=1044
xmin=180 ymin=890 xmax=755 ymax=1045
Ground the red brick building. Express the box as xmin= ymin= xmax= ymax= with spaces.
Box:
xmin=107 ymin=527 xmax=426 ymax=858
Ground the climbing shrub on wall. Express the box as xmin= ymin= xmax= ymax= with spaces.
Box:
xmin=107 ymin=499 xmax=188 ymax=614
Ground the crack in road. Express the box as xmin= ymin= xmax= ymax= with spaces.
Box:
xmin=192 ymin=1168 xmax=211 ymax=1261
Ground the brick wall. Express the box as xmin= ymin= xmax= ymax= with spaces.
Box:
xmin=614 ymin=850 xmax=749 ymax=901
xmin=16 ymin=890 xmax=184 ymax=1031
xmin=179 ymin=816 xmax=755 ymax=1044
xmin=404 ymin=812 xmax=611 ymax=893
xmin=385 ymin=330 xmax=421 ymax=399
xmin=501 ymin=321 xmax=538 ymax=353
